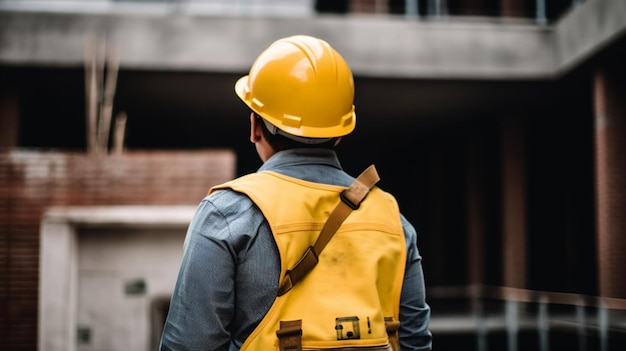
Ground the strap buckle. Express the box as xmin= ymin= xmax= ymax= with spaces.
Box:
xmin=340 ymin=190 xmax=360 ymax=210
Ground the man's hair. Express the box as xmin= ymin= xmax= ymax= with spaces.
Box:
xmin=256 ymin=114 xmax=338 ymax=152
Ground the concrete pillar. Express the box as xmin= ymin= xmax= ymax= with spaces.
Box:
xmin=500 ymin=0 xmax=527 ymax=17
xmin=460 ymin=0 xmax=488 ymax=16
xmin=466 ymin=130 xmax=487 ymax=287
xmin=350 ymin=0 xmax=387 ymax=13
xmin=501 ymin=116 xmax=527 ymax=289
xmin=593 ymin=66 xmax=626 ymax=299
xmin=0 ymin=89 xmax=19 ymax=150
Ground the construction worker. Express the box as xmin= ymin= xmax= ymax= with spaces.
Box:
xmin=160 ymin=35 xmax=432 ymax=351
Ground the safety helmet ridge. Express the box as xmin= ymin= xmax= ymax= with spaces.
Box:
xmin=235 ymin=35 xmax=356 ymax=139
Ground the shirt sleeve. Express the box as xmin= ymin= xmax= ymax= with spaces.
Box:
xmin=399 ymin=214 xmax=433 ymax=351
xmin=160 ymin=195 xmax=238 ymax=351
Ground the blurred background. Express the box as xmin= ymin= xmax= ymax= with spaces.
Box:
xmin=1 ymin=0 xmax=625 ymax=350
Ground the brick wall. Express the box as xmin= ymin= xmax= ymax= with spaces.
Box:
xmin=0 ymin=149 xmax=236 ymax=351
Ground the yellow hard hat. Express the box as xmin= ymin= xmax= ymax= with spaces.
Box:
xmin=235 ymin=35 xmax=356 ymax=139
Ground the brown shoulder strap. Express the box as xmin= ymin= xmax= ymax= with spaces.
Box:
xmin=276 ymin=165 xmax=380 ymax=296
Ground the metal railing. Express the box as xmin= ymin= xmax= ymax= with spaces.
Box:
xmin=428 ymin=285 xmax=626 ymax=351
xmin=403 ymin=0 xmax=587 ymax=25
xmin=0 ymin=0 xmax=588 ymax=24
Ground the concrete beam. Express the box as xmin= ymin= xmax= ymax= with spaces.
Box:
xmin=555 ymin=0 xmax=626 ymax=74
xmin=0 ymin=0 xmax=625 ymax=79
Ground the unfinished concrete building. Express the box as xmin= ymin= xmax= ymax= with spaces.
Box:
xmin=1 ymin=0 xmax=625 ymax=350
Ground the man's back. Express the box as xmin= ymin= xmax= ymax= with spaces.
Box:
xmin=160 ymin=149 xmax=431 ymax=350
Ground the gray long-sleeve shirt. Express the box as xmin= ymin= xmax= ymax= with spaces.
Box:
xmin=160 ymin=148 xmax=432 ymax=350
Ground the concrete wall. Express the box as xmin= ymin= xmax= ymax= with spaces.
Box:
xmin=39 ymin=206 xmax=197 ymax=351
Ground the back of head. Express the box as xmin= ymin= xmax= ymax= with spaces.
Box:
xmin=235 ymin=35 xmax=356 ymax=144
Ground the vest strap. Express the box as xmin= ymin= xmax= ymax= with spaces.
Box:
xmin=277 ymin=165 xmax=380 ymax=296
xmin=276 ymin=319 xmax=303 ymax=351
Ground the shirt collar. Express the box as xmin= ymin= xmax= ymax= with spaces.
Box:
xmin=258 ymin=148 xmax=342 ymax=173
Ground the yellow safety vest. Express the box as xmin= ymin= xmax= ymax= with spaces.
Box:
xmin=210 ymin=171 xmax=407 ymax=351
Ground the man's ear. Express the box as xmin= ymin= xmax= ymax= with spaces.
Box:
xmin=250 ymin=113 xmax=262 ymax=143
